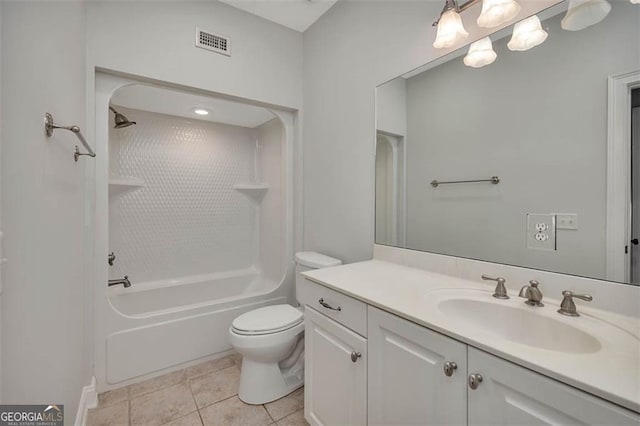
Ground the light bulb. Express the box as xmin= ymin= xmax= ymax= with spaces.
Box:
xmin=463 ymin=37 xmax=497 ymax=68
xmin=507 ymin=15 xmax=548 ymax=51
xmin=561 ymin=0 xmax=611 ymax=31
xmin=192 ymin=108 xmax=209 ymax=116
xmin=433 ymin=9 xmax=469 ymax=49
xmin=477 ymin=0 xmax=521 ymax=28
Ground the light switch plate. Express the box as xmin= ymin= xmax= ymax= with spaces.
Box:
xmin=527 ymin=213 xmax=557 ymax=251
xmin=556 ymin=213 xmax=578 ymax=230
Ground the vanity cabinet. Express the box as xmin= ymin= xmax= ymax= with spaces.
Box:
xmin=303 ymin=278 xmax=639 ymax=425
xmin=467 ymin=347 xmax=639 ymax=425
xmin=304 ymin=307 xmax=367 ymax=426
xmin=368 ymin=306 xmax=467 ymax=425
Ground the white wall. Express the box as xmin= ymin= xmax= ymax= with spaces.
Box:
xmin=1 ymin=0 xmax=89 ymax=421
xmin=403 ymin=6 xmax=639 ymax=280
xmin=87 ymin=1 xmax=303 ymax=110
xmin=303 ymin=0 xmax=559 ymax=264
xmin=376 ymin=77 xmax=406 ymax=137
xmin=257 ymin=119 xmax=285 ymax=283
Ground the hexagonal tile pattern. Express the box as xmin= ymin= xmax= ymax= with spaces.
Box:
xmin=109 ymin=107 xmax=258 ymax=283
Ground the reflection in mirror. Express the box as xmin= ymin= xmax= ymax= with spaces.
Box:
xmin=375 ymin=1 xmax=640 ymax=284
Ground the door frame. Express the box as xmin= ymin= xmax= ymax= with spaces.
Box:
xmin=606 ymin=70 xmax=640 ymax=283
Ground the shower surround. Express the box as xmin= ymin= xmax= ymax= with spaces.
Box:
xmin=109 ymin=107 xmax=267 ymax=284
xmin=94 ymin=76 xmax=295 ymax=391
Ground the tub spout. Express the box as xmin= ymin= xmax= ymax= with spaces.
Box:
xmin=109 ymin=276 xmax=131 ymax=288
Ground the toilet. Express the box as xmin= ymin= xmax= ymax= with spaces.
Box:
xmin=228 ymin=251 xmax=342 ymax=404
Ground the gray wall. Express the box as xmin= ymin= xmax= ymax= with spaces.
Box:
xmin=303 ymin=0 xmax=558 ymax=263
xmin=1 ymin=1 xmax=89 ymax=421
xmin=403 ymin=5 xmax=639 ymax=280
xmin=87 ymin=1 xmax=303 ymax=109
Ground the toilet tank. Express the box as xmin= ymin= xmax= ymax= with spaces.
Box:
xmin=294 ymin=252 xmax=342 ymax=303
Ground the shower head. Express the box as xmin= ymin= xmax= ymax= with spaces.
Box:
xmin=109 ymin=106 xmax=137 ymax=129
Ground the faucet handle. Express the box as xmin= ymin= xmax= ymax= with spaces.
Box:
xmin=558 ymin=290 xmax=592 ymax=317
xmin=481 ymin=275 xmax=509 ymax=299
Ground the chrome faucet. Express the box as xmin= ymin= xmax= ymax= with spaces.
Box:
xmin=109 ymin=275 xmax=131 ymax=288
xmin=519 ymin=280 xmax=543 ymax=307
xmin=557 ymin=291 xmax=592 ymax=317
xmin=481 ymin=275 xmax=509 ymax=299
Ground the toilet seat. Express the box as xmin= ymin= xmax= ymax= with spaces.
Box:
xmin=232 ymin=304 xmax=303 ymax=336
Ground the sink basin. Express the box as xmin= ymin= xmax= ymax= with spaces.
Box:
xmin=435 ymin=292 xmax=602 ymax=354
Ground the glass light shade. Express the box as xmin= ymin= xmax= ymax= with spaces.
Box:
xmin=477 ymin=0 xmax=521 ymax=28
xmin=507 ymin=15 xmax=548 ymax=51
xmin=561 ymin=0 xmax=611 ymax=31
xmin=632 ymin=0 xmax=640 ymax=4
xmin=463 ymin=37 xmax=497 ymax=68
xmin=433 ymin=9 xmax=469 ymax=49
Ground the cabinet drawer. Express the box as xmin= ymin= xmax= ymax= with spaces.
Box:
xmin=299 ymin=278 xmax=367 ymax=337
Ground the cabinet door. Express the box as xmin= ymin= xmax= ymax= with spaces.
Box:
xmin=304 ymin=307 xmax=367 ymax=426
xmin=468 ymin=347 xmax=640 ymax=425
xmin=368 ymin=306 xmax=468 ymax=426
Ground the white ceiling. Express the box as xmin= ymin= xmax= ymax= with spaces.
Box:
xmin=219 ymin=0 xmax=338 ymax=32
xmin=111 ymin=84 xmax=276 ymax=129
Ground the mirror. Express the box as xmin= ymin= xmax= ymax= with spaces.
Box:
xmin=375 ymin=1 xmax=640 ymax=284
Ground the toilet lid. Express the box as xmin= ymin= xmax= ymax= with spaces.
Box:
xmin=232 ymin=304 xmax=303 ymax=335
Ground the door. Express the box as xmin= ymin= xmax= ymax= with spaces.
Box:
xmin=304 ymin=307 xmax=367 ymax=426
xmin=631 ymin=88 xmax=640 ymax=283
xmin=467 ymin=347 xmax=639 ymax=425
xmin=368 ymin=306 xmax=467 ymax=426
xmin=375 ymin=133 xmax=396 ymax=245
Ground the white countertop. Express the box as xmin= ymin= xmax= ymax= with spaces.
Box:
xmin=302 ymin=259 xmax=640 ymax=414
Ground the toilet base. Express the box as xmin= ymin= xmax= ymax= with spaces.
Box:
xmin=237 ymin=357 xmax=304 ymax=404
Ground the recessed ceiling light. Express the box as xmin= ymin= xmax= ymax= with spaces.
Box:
xmin=192 ymin=108 xmax=209 ymax=116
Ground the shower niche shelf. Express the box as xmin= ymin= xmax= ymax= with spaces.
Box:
xmin=109 ymin=177 xmax=145 ymax=196
xmin=234 ymin=183 xmax=270 ymax=202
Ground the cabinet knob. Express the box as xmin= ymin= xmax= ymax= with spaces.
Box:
xmin=443 ymin=361 xmax=458 ymax=377
xmin=350 ymin=351 xmax=362 ymax=363
xmin=468 ymin=373 xmax=483 ymax=390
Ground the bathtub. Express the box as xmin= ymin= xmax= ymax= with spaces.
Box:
xmin=103 ymin=268 xmax=287 ymax=385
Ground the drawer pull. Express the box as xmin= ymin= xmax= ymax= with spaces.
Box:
xmin=318 ymin=298 xmax=342 ymax=311
xmin=468 ymin=373 xmax=483 ymax=390
xmin=443 ymin=361 xmax=458 ymax=377
xmin=351 ymin=351 xmax=362 ymax=362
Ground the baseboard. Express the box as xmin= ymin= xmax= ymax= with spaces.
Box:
xmin=75 ymin=376 xmax=98 ymax=426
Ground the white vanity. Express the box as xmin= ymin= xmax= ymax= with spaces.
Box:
xmin=299 ymin=247 xmax=640 ymax=426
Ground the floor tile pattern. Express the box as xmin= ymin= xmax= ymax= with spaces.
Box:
xmin=87 ymin=355 xmax=308 ymax=426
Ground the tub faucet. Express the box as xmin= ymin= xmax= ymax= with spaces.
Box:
xmin=109 ymin=275 xmax=131 ymax=288
xmin=519 ymin=280 xmax=543 ymax=307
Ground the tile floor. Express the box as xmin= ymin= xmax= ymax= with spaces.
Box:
xmin=87 ymin=354 xmax=308 ymax=426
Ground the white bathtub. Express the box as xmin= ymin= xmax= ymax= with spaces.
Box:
xmin=103 ymin=269 xmax=287 ymax=385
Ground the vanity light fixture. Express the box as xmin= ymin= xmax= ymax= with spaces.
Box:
xmin=507 ymin=15 xmax=548 ymax=51
xmin=192 ymin=108 xmax=209 ymax=116
xmin=433 ymin=0 xmax=469 ymax=49
xmin=561 ymin=0 xmax=611 ymax=31
xmin=463 ymin=37 xmax=497 ymax=68
xmin=477 ymin=0 xmax=521 ymax=28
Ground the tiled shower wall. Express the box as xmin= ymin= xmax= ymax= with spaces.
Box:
xmin=109 ymin=107 xmax=267 ymax=284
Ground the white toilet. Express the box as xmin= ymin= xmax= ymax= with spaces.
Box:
xmin=228 ymin=251 xmax=342 ymax=404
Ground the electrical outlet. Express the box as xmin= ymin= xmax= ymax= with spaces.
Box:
xmin=556 ymin=213 xmax=578 ymax=230
xmin=527 ymin=213 xmax=556 ymax=251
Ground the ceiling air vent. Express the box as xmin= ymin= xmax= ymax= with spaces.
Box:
xmin=195 ymin=27 xmax=231 ymax=57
